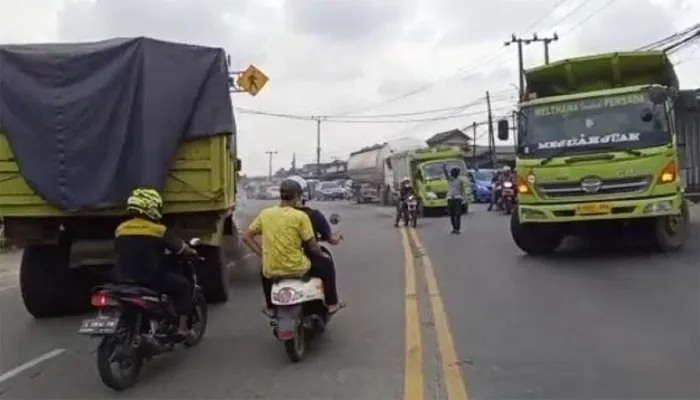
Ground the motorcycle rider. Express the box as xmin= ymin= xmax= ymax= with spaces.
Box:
xmin=394 ymin=177 xmax=415 ymax=228
xmin=488 ymin=165 xmax=514 ymax=211
xmin=286 ymin=176 xmax=342 ymax=245
xmin=243 ymin=179 xmax=342 ymax=317
xmin=113 ymin=188 xmax=198 ymax=340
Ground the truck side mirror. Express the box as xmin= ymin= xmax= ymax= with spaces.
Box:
xmin=497 ymin=119 xmax=510 ymax=141
xmin=236 ymin=158 xmax=242 ymax=171
xmin=385 ymin=159 xmax=392 ymax=169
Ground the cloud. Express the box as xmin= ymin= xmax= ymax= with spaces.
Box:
xmin=0 ymin=0 xmax=696 ymax=175
xmin=285 ymin=0 xmax=408 ymax=44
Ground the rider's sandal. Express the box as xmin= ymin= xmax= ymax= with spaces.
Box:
xmin=260 ymin=307 xmax=276 ymax=318
xmin=328 ymin=301 xmax=347 ymax=315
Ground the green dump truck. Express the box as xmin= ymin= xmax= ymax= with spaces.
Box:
xmin=386 ymin=146 xmax=472 ymax=215
xmin=497 ymin=51 xmax=699 ymax=255
xmin=0 ymin=38 xmax=240 ymax=318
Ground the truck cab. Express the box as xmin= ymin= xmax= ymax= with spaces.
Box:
xmin=497 ymin=51 xmax=693 ymax=255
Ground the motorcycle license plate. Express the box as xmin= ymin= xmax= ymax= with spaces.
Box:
xmin=78 ymin=315 xmax=119 ymax=335
xmin=502 ymin=189 xmax=514 ymax=195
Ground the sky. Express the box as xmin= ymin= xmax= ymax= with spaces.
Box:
xmin=1 ymin=0 xmax=699 ymax=175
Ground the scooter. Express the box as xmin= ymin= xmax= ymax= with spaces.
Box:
xmin=268 ymin=213 xmax=343 ymax=362
xmin=500 ymin=181 xmax=516 ymax=215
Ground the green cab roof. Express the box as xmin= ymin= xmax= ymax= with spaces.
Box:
xmin=525 ymin=51 xmax=678 ymax=99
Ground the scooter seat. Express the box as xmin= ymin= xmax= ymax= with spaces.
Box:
xmin=271 ymin=273 xmax=312 ymax=284
xmin=101 ymin=283 xmax=160 ymax=297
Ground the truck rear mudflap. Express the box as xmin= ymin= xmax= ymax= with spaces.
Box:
xmin=518 ymin=193 xmax=684 ymax=223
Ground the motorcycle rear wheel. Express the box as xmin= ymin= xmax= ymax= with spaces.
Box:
xmin=283 ymin=319 xmax=306 ymax=363
xmin=96 ymin=335 xmax=143 ymax=391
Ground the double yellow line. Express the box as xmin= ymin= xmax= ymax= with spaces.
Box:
xmin=400 ymin=227 xmax=469 ymax=400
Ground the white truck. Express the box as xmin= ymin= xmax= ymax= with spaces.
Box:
xmin=346 ymin=138 xmax=424 ymax=204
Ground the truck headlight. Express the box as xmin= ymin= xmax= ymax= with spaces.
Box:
xmin=426 ymin=191 xmax=438 ymax=200
xmin=643 ymin=200 xmax=672 ymax=214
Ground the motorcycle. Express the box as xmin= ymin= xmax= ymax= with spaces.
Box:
xmin=500 ymin=181 xmax=516 ymax=214
xmin=268 ymin=213 xmax=342 ymax=363
xmin=404 ymin=195 xmax=418 ymax=227
xmin=78 ymin=238 xmax=208 ymax=391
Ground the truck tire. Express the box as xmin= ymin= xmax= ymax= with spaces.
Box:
xmin=196 ymin=245 xmax=229 ymax=304
xmin=20 ymin=244 xmax=87 ymax=318
xmin=510 ymin=210 xmax=562 ymax=256
xmin=651 ymin=200 xmax=690 ymax=252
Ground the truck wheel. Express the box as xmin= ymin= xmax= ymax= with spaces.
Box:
xmin=510 ymin=211 xmax=562 ymax=256
xmin=20 ymin=244 xmax=86 ymax=318
xmin=196 ymin=245 xmax=229 ymax=304
xmin=651 ymin=200 xmax=690 ymax=252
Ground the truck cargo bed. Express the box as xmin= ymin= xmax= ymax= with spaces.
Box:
xmin=0 ymin=134 xmax=234 ymax=216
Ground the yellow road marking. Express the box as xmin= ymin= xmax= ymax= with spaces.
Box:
xmin=408 ymin=228 xmax=469 ymax=400
xmin=400 ymin=227 xmax=424 ymax=400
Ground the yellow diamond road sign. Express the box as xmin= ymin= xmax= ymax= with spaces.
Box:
xmin=237 ymin=65 xmax=269 ymax=96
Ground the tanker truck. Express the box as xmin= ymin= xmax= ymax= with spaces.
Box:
xmin=0 ymin=37 xmax=240 ymax=318
xmin=346 ymin=138 xmax=424 ymax=205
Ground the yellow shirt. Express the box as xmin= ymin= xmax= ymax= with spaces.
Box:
xmin=248 ymin=205 xmax=314 ymax=278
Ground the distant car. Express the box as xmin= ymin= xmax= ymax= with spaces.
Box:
xmin=316 ymin=181 xmax=344 ymax=200
xmin=468 ymin=169 xmax=495 ymax=203
xmin=265 ymin=186 xmax=280 ymax=199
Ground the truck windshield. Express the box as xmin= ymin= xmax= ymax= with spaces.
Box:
xmin=518 ymin=93 xmax=670 ymax=157
xmin=421 ymin=160 xmax=467 ymax=180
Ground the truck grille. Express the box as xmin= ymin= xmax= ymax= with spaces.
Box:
xmin=536 ymin=175 xmax=653 ymax=199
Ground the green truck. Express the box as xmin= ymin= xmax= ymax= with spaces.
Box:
xmin=497 ymin=51 xmax=698 ymax=255
xmin=386 ymin=146 xmax=472 ymax=215
xmin=0 ymin=38 xmax=240 ymax=318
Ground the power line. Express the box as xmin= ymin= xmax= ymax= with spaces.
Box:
xmin=326 ymin=0 xmax=580 ymax=117
xmin=235 ymin=92 xmax=516 ymax=122
xmin=637 ymin=23 xmax=700 ymax=51
xmin=324 ymin=108 xmax=511 ymax=124
xmin=558 ymin=0 xmax=618 ymax=36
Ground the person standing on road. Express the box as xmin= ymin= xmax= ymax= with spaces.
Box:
xmin=443 ymin=164 xmax=466 ymax=234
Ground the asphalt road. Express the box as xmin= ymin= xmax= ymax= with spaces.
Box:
xmin=0 ymin=199 xmax=698 ymax=399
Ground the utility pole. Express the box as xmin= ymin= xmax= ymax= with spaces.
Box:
xmin=504 ymin=33 xmax=559 ymax=101
xmin=471 ymin=122 xmax=477 ymax=169
xmin=265 ymin=150 xmax=277 ymax=181
xmin=485 ymin=91 xmax=496 ymax=166
xmin=313 ymin=117 xmax=325 ymax=177
xmin=511 ymin=110 xmax=518 ymax=153
xmin=538 ymin=33 xmax=559 ymax=64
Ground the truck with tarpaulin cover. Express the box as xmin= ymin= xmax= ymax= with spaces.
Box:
xmin=0 ymin=37 xmax=240 ymax=318
xmin=497 ymin=51 xmax=698 ymax=255
xmin=386 ymin=146 xmax=472 ymax=215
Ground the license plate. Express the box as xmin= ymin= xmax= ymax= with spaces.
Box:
xmin=78 ymin=316 xmax=119 ymax=335
xmin=576 ymin=203 xmax=611 ymax=215
xmin=502 ymin=189 xmax=514 ymax=195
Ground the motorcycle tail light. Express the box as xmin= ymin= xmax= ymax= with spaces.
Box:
xmin=91 ymin=292 xmax=115 ymax=307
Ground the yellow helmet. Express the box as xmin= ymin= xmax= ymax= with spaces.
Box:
xmin=126 ymin=188 xmax=163 ymax=220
